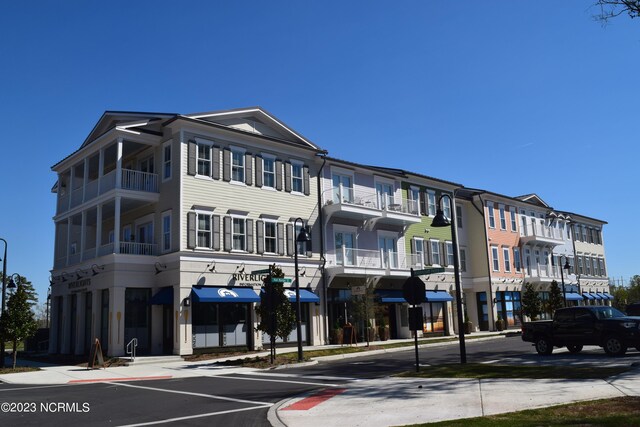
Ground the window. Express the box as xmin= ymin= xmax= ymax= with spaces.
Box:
xmin=510 ymin=207 xmax=517 ymax=231
xmin=491 ymin=246 xmax=500 ymax=271
xmin=487 ymin=202 xmax=495 ymax=228
xmin=456 ymin=206 xmax=463 ymax=228
xmin=263 ymin=157 xmax=275 ymax=188
xmin=430 ymin=240 xmax=441 ymax=265
xmin=409 ymin=187 xmax=420 ymax=215
xmin=162 ymin=211 xmax=171 ymax=252
xmin=592 ymin=257 xmax=599 ymax=276
xmin=525 ymin=248 xmax=531 ymax=274
xmin=573 ymin=224 xmax=581 ymax=241
xmin=197 ymin=142 xmax=211 ymax=176
xmin=232 ymin=217 xmax=246 ymax=251
xmin=413 ymin=238 xmax=424 ymax=267
xmin=442 ymin=197 xmax=451 ymax=220
xmin=197 ymin=214 xmax=211 ymax=248
xmin=581 ymin=226 xmax=588 ymax=242
xmin=578 ymin=256 xmax=584 ymax=275
xmin=599 ymin=258 xmax=606 ymax=276
xmin=513 ymin=247 xmax=521 ymax=272
xmin=264 ymin=221 xmax=277 ymax=253
xmin=459 ymin=248 xmax=467 ymax=272
xmin=520 ymin=209 xmax=527 ymax=234
xmin=231 ymin=149 xmax=245 ymax=183
xmin=499 ymin=205 xmax=506 ymax=230
xmin=163 ymin=141 xmax=172 ymax=181
xmin=376 ymin=182 xmax=394 ymax=209
xmin=503 ymin=247 xmax=511 ymax=272
xmin=427 ymin=191 xmax=436 ymax=216
xmin=446 ymin=242 xmax=454 ymax=266
xmin=291 ymin=162 xmax=303 ymax=193
xmin=585 ymin=256 xmax=591 ymax=275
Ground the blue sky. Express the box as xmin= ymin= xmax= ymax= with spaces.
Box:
xmin=0 ymin=1 xmax=638 ymax=304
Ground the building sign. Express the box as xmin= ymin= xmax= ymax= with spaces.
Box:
xmin=68 ymin=278 xmax=91 ymax=293
xmin=218 ymin=288 xmax=239 ymax=298
xmin=232 ymin=272 xmax=268 ymax=287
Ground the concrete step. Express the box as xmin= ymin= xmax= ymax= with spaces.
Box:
xmin=120 ymin=355 xmax=184 ymax=366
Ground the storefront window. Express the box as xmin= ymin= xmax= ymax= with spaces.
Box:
xmin=496 ymin=291 xmax=522 ymax=327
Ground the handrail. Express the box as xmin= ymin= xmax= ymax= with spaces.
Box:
xmin=126 ymin=338 xmax=138 ymax=362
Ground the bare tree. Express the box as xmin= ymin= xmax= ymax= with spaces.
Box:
xmin=594 ymin=0 xmax=640 ymax=22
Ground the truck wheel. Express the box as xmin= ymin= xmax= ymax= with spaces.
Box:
xmin=535 ymin=337 xmax=553 ymax=355
xmin=603 ymin=336 xmax=627 ymax=356
xmin=567 ymin=345 xmax=583 ymax=354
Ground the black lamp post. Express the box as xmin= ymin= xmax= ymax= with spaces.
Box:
xmin=0 ymin=238 xmax=7 ymax=369
xmin=557 ymin=255 xmax=571 ymax=307
xmin=431 ymin=194 xmax=467 ymax=364
xmin=293 ymin=218 xmax=311 ymax=362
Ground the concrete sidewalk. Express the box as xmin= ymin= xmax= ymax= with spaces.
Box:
xmin=272 ymin=369 xmax=640 ymax=427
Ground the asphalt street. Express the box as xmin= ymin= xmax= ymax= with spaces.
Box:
xmin=2 ymin=336 xmax=639 ymax=426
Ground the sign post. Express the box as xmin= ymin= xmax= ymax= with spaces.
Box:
xmin=403 ymin=269 xmax=426 ymax=372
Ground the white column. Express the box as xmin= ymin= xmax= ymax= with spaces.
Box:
xmin=115 ymin=137 xmax=123 ymax=189
xmin=114 ymin=197 xmax=121 ymax=254
xmin=95 ymin=204 xmax=102 ymax=258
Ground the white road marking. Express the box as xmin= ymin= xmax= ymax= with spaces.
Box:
xmin=0 ymin=384 xmax=74 ymax=392
xmin=237 ymin=371 xmax=360 ymax=382
xmin=213 ymin=374 xmax=343 ymax=387
xmin=117 ymin=405 xmax=271 ymax=427
xmin=110 ymin=382 xmax=272 ymax=406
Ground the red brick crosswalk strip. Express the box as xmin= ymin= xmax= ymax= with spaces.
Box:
xmin=281 ymin=388 xmax=346 ymax=411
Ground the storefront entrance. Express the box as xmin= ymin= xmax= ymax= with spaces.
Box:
xmin=124 ymin=288 xmax=151 ymax=354
xmin=193 ymin=302 xmax=250 ymax=349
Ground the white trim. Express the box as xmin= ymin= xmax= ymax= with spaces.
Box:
xmin=162 ymin=210 xmax=172 ymax=253
xmin=162 ymin=139 xmax=172 ymax=182
xmin=487 ymin=201 xmax=496 ymax=228
xmin=261 ymin=153 xmax=276 ymax=189
xmin=491 ymin=245 xmax=500 ymax=272
xmin=290 ymin=159 xmax=304 ymax=195
xmin=502 ymin=246 xmax=511 ymax=273
xmin=498 ymin=204 xmax=506 ymax=230
xmin=263 ymin=219 xmax=278 ymax=255
xmin=230 ymin=146 xmax=246 ymax=184
xmin=429 ymin=239 xmax=441 ymax=266
xmin=427 ymin=190 xmax=436 ymax=217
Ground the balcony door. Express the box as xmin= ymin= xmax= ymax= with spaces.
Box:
xmin=335 ymin=231 xmax=355 ymax=266
xmin=332 ymin=173 xmax=353 ymax=204
xmin=379 ymin=236 xmax=398 ymax=269
xmin=376 ymin=182 xmax=394 ymax=210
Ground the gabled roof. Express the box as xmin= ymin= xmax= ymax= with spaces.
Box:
xmin=514 ymin=194 xmax=550 ymax=208
xmin=181 ymin=106 xmax=321 ymax=151
xmin=81 ymin=111 xmax=177 ymax=149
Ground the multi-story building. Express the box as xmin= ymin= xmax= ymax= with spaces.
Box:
xmin=50 ymin=107 xmax=326 ymax=357
xmin=320 ymin=160 xmax=460 ymax=339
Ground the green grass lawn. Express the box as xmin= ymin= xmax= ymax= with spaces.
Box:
xmin=408 ymin=397 xmax=640 ymax=427
xmin=0 ymin=367 xmax=39 ymax=374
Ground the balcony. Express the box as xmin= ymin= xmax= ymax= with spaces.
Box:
xmin=57 ymin=169 xmax=159 ymax=215
xmin=54 ymin=242 xmax=158 ymax=269
xmin=325 ymin=247 xmax=425 ymax=277
xmin=322 ymin=188 xmax=421 ymax=226
xmin=519 ymin=223 xmax=564 ymax=246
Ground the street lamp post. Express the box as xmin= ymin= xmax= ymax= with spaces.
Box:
xmin=0 ymin=238 xmax=7 ymax=369
xmin=431 ymin=193 xmax=467 ymax=364
xmin=557 ymin=255 xmax=571 ymax=307
xmin=293 ymin=218 xmax=311 ymax=363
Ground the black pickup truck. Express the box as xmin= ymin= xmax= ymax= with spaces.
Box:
xmin=522 ymin=306 xmax=640 ymax=356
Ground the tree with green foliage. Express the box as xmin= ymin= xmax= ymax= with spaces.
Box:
xmin=626 ymin=275 xmax=640 ymax=304
xmin=255 ymin=266 xmax=295 ymax=362
xmin=547 ymin=280 xmax=565 ymax=315
xmin=0 ymin=279 xmax=38 ymax=368
xmin=349 ymin=282 xmax=375 ymax=344
xmin=521 ymin=283 xmax=542 ymax=321
xmin=611 ymin=285 xmax=628 ymax=310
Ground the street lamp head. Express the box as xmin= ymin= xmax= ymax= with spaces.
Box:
xmin=7 ymin=274 xmax=20 ymax=290
xmin=563 ymin=259 xmax=571 ymax=270
xmin=296 ymin=225 xmax=311 ymax=243
xmin=431 ymin=209 xmax=450 ymax=228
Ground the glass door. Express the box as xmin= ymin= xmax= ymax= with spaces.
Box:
xmin=376 ymin=183 xmax=394 ymax=210
xmin=332 ymin=174 xmax=353 ymax=204
xmin=379 ymin=236 xmax=397 ymax=269
xmin=335 ymin=231 xmax=355 ymax=266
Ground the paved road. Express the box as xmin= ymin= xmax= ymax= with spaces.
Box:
xmin=2 ymin=336 xmax=639 ymax=426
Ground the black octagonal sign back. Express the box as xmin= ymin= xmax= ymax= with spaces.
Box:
xmin=402 ymin=276 xmax=426 ymax=305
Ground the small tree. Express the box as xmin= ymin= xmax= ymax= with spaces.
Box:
xmin=0 ymin=284 xmax=38 ymax=368
xmin=255 ymin=266 xmax=295 ymax=362
xmin=521 ymin=282 xmax=542 ymax=321
xmin=611 ymin=285 xmax=629 ymax=310
xmin=547 ymin=280 xmax=565 ymax=314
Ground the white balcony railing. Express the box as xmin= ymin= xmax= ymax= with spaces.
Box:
xmin=328 ymin=247 xmax=422 ymax=271
xmin=323 ymin=187 xmax=421 ymax=216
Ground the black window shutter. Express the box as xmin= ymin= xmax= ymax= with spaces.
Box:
xmin=277 ymin=223 xmax=285 ymax=255
xmin=246 ymin=219 xmax=254 ymax=253
xmin=276 ymin=159 xmax=283 ymax=191
xmin=256 ymin=220 xmax=264 ymax=254
xmin=223 ymin=216 xmax=232 ymax=251
xmin=284 ymin=162 xmax=292 ymax=193
xmin=245 ymin=153 xmax=253 ymax=186
xmin=286 ymin=223 xmax=294 ymax=256
xmin=305 ymin=225 xmax=312 ymax=257
xmin=212 ymin=215 xmax=220 ymax=250
xmin=223 ymin=148 xmax=231 ymax=182
xmin=187 ymin=212 xmax=196 ymax=248
xmin=212 ymin=146 xmax=220 ymax=179
xmin=255 ymin=156 xmax=263 ymax=187
xmin=420 ymin=192 xmax=427 ymax=216
xmin=187 ymin=141 xmax=197 ymax=176
xmin=303 ymin=165 xmax=310 ymax=196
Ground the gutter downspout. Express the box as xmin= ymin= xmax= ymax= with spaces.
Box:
xmin=472 ymin=194 xmax=496 ymax=331
xmin=316 ymin=152 xmax=328 ymax=344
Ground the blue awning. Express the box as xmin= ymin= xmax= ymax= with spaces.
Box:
xmin=590 ymin=292 xmax=603 ymax=300
xmin=192 ymin=287 xmax=260 ymax=303
xmin=582 ymin=292 xmax=595 ymax=300
xmin=601 ymin=293 xmax=614 ymax=300
xmin=150 ymin=287 xmax=173 ymax=305
xmin=565 ymin=292 xmax=584 ymax=301
xmin=376 ymin=290 xmax=405 ymax=303
xmin=425 ymin=291 xmax=454 ymax=302
xmin=282 ymin=288 xmax=320 ymax=303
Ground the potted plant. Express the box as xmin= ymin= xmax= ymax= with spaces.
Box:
xmin=378 ymin=318 xmax=389 ymax=341
xmin=463 ymin=309 xmax=473 ymax=334
xmin=331 ymin=321 xmax=343 ymax=344
xmin=495 ymin=313 xmax=505 ymax=331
